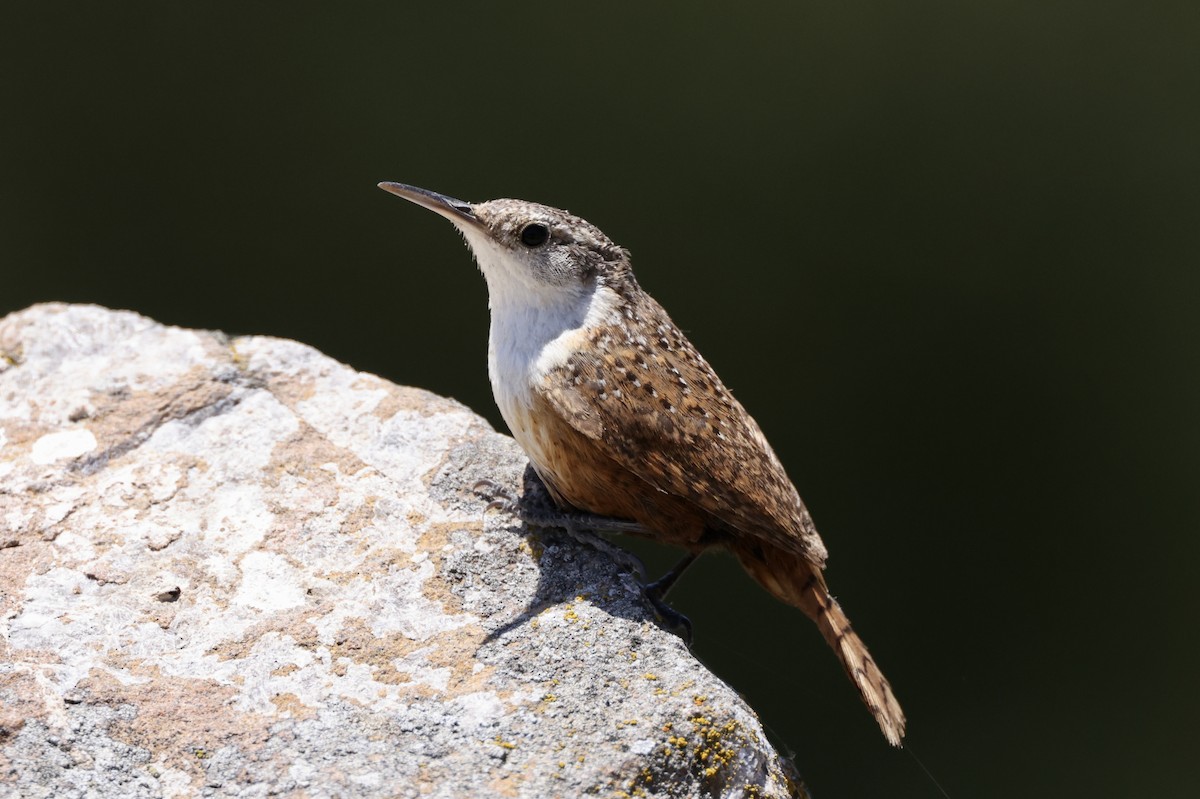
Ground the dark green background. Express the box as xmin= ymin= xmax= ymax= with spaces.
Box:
xmin=4 ymin=3 xmax=1197 ymax=797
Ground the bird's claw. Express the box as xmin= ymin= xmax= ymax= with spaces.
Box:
xmin=473 ymin=479 xmax=518 ymax=513
xmin=645 ymin=591 xmax=694 ymax=646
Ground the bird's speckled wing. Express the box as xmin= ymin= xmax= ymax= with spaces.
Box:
xmin=539 ymin=296 xmax=828 ymax=566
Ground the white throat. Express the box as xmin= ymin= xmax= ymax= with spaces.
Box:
xmin=459 ymin=229 xmax=621 ymax=430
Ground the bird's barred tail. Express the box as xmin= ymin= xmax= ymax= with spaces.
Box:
xmin=732 ymin=542 xmax=906 ymax=746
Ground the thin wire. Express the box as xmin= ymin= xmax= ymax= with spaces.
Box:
xmin=903 ymin=741 xmax=953 ymax=799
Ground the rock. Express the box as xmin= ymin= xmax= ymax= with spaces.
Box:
xmin=0 ymin=304 xmax=806 ymax=799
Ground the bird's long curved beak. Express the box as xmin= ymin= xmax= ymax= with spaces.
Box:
xmin=377 ymin=182 xmax=482 ymax=230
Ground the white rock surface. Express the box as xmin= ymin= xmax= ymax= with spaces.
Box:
xmin=0 ymin=304 xmax=805 ymax=799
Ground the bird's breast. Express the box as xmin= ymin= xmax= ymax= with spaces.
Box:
xmin=489 ymin=326 xmax=590 ymax=474
xmin=486 ymin=287 xmax=619 ymax=441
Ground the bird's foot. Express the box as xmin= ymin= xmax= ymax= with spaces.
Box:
xmin=472 ymin=479 xmax=518 ymax=513
xmin=640 ymin=553 xmax=700 ymax=645
xmin=642 ymin=581 xmax=694 ymax=645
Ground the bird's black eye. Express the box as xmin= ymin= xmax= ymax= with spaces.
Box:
xmin=519 ymin=223 xmax=549 ymax=248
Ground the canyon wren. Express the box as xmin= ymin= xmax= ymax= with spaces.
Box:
xmin=379 ymin=182 xmax=906 ymax=746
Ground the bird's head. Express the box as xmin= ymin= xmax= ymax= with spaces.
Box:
xmin=379 ymin=182 xmax=635 ymax=314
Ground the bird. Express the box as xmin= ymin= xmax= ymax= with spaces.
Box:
xmin=378 ymin=181 xmax=906 ymax=746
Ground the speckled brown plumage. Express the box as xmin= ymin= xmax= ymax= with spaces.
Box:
xmin=538 ymin=290 xmax=825 ymax=556
xmin=533 ymin=290 xmax=905 ymax=746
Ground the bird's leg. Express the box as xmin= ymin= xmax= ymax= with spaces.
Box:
xmin=521 ymin=507 xmax=655 ymax=579
xmin=473 ymin=478 xmax=649 ymax=576
xmin=518 ymin=502 xmax=700 ymax=645
xmin=643 ymin=552 xmax=699 ymax=602
xmin=474 ymin=476 xmax=697 ymax=643
xmin=642 ymin=552 xmax=700 ymax=645
xmin=525 ymin=508 xmax=657 ymax=539
xmin=474 ymin=476 xmax=651 ymax=535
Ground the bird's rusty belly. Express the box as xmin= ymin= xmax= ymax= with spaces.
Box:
xmin=502 ymin=394 xmax=708 ymax=547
